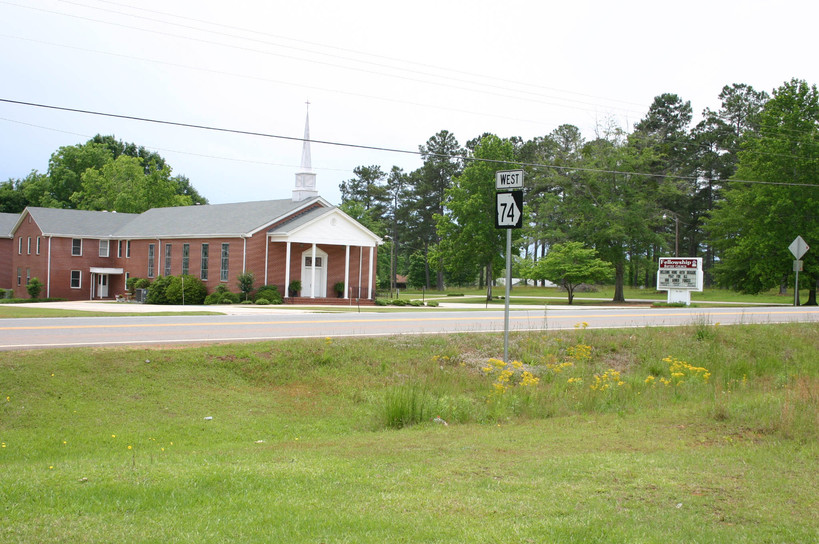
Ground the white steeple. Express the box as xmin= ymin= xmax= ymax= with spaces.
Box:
xmin=293 ymin=101 xmax=319 ymax=202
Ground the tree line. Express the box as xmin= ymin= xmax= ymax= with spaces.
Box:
xmin=340 ymin=78 xmax=818 ymax=305
xmin=1 ymin=134 xmax=208 ymax=213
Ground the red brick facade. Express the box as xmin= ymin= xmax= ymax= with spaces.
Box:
xmin=6 ymin=205 xmax=379 ymax=302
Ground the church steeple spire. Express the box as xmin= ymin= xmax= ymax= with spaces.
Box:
xmin=300 ymin=100 xmax=312 ymax=171
xmin=293 ymin=101 xmax=319 ymax=202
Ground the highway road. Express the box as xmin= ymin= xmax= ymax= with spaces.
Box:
xmin=1 ymin=305 xmax=817 ymax=350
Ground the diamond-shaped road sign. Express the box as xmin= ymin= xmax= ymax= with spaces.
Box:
xmin=789 ymin=236 xmax=809 ymax=259
xmin=496 ymin=191 xmax=523 ymax=229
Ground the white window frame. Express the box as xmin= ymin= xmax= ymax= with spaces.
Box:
xmin=72 ymin=239 xmax=82 ymax=256
xmin=70 ymin=270 xmax=82 ymax=289
xmin=99 ymin=239 xmax=110 ymax=258
xmin=27 ymin=237 xmax=31 ymax=255
xmin=36 ymin=237 xmax=41 ymax=255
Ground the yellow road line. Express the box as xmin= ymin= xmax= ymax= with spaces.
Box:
xmin=1 ymin=308 xmax=815 ymax=331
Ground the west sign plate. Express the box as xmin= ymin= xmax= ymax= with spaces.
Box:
xmin=495 ymin=169 xmax=524 ymax=190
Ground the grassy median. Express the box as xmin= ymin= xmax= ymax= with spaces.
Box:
xmin=1 ymin=323 xmax=817 ymax=542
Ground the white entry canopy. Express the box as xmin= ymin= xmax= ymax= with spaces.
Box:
xmin=89 ymin=267 xmax=124 ymax=275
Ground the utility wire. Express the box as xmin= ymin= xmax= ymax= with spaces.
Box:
xmin=3 ymin=98 xmax=818 ymax=188
xmin=1 ymin=0 xmax=641 ymax=117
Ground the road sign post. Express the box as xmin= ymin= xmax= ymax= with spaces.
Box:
xmin=789 ymin=236 xmax=810 ymax=306
xmin=495 ymin=170 xmax=524 ymax=363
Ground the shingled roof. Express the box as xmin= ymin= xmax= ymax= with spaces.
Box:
xmin=114 ymin=198 xmax=325 ymax=238
xmin=0 ymin=213 xmax=19 ymax=238
xmin=14 ymin=198 xmax=332 ymax=239
xmin=21 ymin=208 xmax=137 ymax=237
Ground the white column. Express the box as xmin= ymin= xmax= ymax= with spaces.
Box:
xmin=46 ymin=236 xmax=52 ymax=298
xmin=310 ymin=243 xmax=317 ymax=298
xmin=344 ymin=245 xmax=350 ymax=299
xmin=358 ymin=247 xmax=363 ymax=299
xmin=264 ymin=236 xmax=269 ymax=285
xmin=367 ymin=246 xmax=374 ymax=299
xmin=285 ymin=241 xmax=291 ymax=297
xmin=242 ymin=236 xmax=247 ymax=273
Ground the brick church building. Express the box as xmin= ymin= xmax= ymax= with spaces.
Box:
xmin=2 ymin=112 xmax=382 ymax=303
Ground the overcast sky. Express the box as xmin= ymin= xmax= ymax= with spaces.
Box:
xmin=2 ymin=0 xmax=818 ymax=206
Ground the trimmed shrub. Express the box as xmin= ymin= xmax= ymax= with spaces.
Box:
xmin=205 ymin=284 xmax=240 ymax=305
xmin=255 ymin=298 xmax=270 ymax=305
xmin=409 ymin=299 xmax=424 ymax=307
xmin=164 ymin=275 xmax=207 ymax=305
xmin=134 ymin=278 xmax=151 ymax=290
xmin=26 ymin=278 xmax=43 ymax=299
xmin=146 ymin=275 xmax=173 ymax=304
xmin=374 ymin=299 xmax=390 ymax=306
xmin=426 ymin=300 xmax=439 ymax=307
xmin=254 ymin=285 xmax=283 ymax=305
xmin=390 ymin=299 xmax=408 ymax=306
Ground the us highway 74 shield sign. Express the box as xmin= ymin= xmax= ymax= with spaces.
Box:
xmin=495 ymin=190 xmax=523 ymax=229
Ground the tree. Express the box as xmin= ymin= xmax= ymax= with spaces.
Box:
xmin=708 ymin=79 xmax=819 ymax=304
xmin=26 ymin=277 xmax=43 ymax=299
xmin=0 ymin=135 xmax=208 ymax=213
xmin=693 ymin=84 xmax=769 ymax=284
xmin=436 ymin=134 xmax=519 ymax=300
xmin=237 ymin=272 xmax=255 ymax=301
xmin=535 ymin=242 xmax=613 ymax=304
xmin=70 ymin=155 xmax=192 ymax=213
xmin=413 ymin=130 xmax=464 ymax=289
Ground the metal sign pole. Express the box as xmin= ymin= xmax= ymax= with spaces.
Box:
xmin=503 ymin=228 xmax=512 ymax=363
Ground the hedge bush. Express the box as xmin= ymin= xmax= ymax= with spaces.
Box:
xmin=254 ymin=285 xmax=283 ymax=305
xmin=204 ymin=284 xmax=240 ymax=305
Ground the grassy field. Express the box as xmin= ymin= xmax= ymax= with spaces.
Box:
xmin=408 ymin=285 xmax=805 ymax=305
xmin=1 ymin=323 xmax=817 ymax=543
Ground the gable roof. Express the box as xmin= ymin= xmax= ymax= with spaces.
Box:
xmin=18 ymin=208 xmax=137 ymax=237
xmin=0 ymin=213 xmax=19 ymax=238
xmin=269 ymin=206 xmax=382 ymax=247
xmin=114 ymin=198 xmax=327 ymax=238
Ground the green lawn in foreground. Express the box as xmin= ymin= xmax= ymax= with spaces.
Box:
xmin=1 ymin=324 xmax=817 ymax=543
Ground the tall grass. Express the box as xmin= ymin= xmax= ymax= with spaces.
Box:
xmin=2 ymin=322 xmax=818 ymax=542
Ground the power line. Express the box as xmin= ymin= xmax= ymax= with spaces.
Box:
xmin=1 ymin=0 xmax=644 ymax=118
xmin=3 ymin=97 xmax=818 ymax=188
xmin=61 ymin=0 xmax=647 ymax=112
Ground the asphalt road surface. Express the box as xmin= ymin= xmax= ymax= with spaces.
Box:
xmin=1 ymin=306 xmax=817 ymax=350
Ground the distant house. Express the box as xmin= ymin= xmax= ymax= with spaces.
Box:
xmin=3 ymin=112 xmax=382 ymax=302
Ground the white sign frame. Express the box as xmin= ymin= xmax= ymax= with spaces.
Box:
xmin=657 ymin=257 xmax=703 ymax=305
xmin=495 ymin=170 xmax=524 ymax=190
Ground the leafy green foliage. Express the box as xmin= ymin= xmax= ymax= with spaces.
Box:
xmin=25 ymin=277 xmax=43 ymax=299
xmin=254 ymin=285 xmax=283 ymax=305
xmin=1 ymin=135 xmax=207 ymax=213
xmin=145 ymin=275 xmax=173 ymax=304
xmin=708 ymin=79 xmax=819 ymax=302
xmin=164 ymin=275 xmax=208 ymax=305
xmin=437 ymin=134 xmax=520 ymax=300
xmin=237 ymin=272 xmax=255 ymax=301
xmin=535 ymin=242 xmax=614 ymax=304
xmin=204 ymin=284 xmax=240 ymax=305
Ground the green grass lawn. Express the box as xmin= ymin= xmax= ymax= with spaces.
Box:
xmin=409 ymin=285 xmax=804 ymax=305
xmin=2 ymin=324 xmax=817 ymax=542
